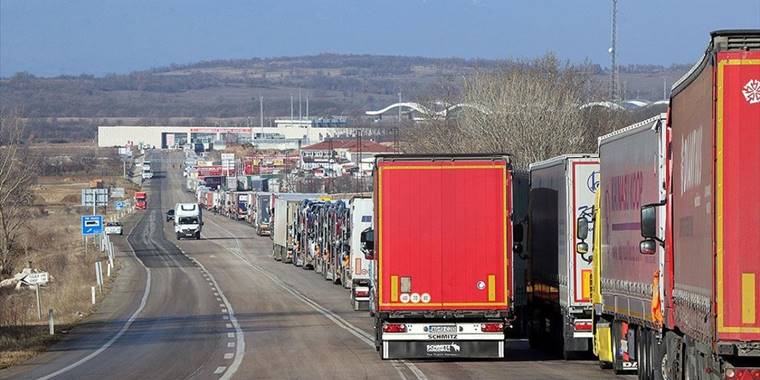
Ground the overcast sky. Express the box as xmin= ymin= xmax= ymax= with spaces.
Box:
xmin=1 ymin=0 xmax=758 ymax=77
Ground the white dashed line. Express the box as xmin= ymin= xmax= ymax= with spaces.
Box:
xmin=221 ymin=308 xmax=228 ymax=313
xmin=175 ymin=248 xmax=244 ymax=380
xmin=224 ymin=353 xmax=234 ymax=360
xmin=219 ymin=303 xmax=225 ymax=307
xmin=227 ymin=332 xmax=235 ymax=338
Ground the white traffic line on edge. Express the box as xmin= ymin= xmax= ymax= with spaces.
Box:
xmin=204 ymin=217 xmax=429 ymax=380
xmin=37 ymin=218 xmax=153 ymax=380
xmin=177 ymin=247 xmax=245 ymax=380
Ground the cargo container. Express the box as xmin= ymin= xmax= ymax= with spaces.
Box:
xmin=527 ymin=154 xmax=599 ymax=357
xmin=586 ymin=31 xmax=760 ymax=380
xmin=272 ymin=193 xmax=322 ymax=262
xmin=254 ymin=193 xmax=272 ymax=236
xmin=584 ymin=115 xmax=667 ymax=374
xmin=365 ymin=154 xmax=519 ymax=359
xmin=642 ymin=30 xmax=760 ymax=380
xmin=346 ymin=197 xmax=373 ymax=310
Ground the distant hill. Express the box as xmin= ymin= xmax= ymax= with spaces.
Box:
xmin=1 ymin=54 xmax=690 ymax=120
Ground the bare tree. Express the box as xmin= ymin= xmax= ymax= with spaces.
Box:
xmin=0 ymin=111 xmax=38 ymax=275
xmin=405 ymin=54 xmax=609 ymax=168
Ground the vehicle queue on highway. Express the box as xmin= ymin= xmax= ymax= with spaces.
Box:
xmin=170 ymin=31 xmax=759 ymax=380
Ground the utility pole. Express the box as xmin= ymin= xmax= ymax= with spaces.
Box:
xmin=290 ymin=95 xmax=294 ymax=120
xmin=398 ymin=92 xmax=402 ymax=125
xmin=299 ymin=89 xmax=302 ymax=120
xmin=609 ymin=0 xmax=619 ymax=101
xmin=259 ymin=95 xmax=264 ymax=136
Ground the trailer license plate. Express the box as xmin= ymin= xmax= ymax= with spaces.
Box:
xmin=428 ymin=325 xmax=457 ymax=333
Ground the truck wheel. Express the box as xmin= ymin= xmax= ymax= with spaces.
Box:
xmin=176 ymin=234 xmax=181 ymax=241
xmin=637 ymin=327 xmax=653 ymax=380
xmin=611 ymin=322 xmax=625 ymax=375
xmin=195 ymin=232 xmax=201 ymax=240
xmin=651 ymin=331 xmax=667 ymax=380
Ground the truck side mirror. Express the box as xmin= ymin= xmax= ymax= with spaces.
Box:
xmin=577 ymin=217 xmax=589 ymax=241
xmin=640 ymin=240 xmax=657 ymax=255
xmin=576 ymin=242 xmax=589 ymax=255
xmin=360 ymin=227 xmax=374 ymax=260
xmin=640 ymin=204 xmax=657 ymax=239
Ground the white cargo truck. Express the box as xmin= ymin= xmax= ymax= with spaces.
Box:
xmin=174 ymin=203 xmax=202 ymax=240
xmin=272 ymin=197 xmax=289 ymax=261
xmin=345 ymin=197 xmax=373 ymax=310
xmin=528 ymin=154 xmax=600 ymax=357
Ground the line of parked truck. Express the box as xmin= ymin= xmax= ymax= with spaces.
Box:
xmin=260 ymin=30 xmax=758 ymax=378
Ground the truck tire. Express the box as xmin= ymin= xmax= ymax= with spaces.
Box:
xmin=651 ymin=331 xmax=667 ymax=380
xmin=195 ymin=232 xmax=201 ymax=240
xmin=637 ymin=327 xmax=653 ymax=380
xmin=611 ymin=322 xmax=626 ymax=375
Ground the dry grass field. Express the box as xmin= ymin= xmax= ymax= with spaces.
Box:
xmin=0 ymin=144 xmax=140 ymax=369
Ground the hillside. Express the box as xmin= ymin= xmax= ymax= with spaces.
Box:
xmin=1 ymin=54 xmax=689 ymax=118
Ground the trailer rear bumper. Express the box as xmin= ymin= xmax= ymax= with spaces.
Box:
xmin=382 ymin=340 xmax=504 ymax=359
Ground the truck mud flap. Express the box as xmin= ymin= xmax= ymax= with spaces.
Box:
xmin=383 ymin=341 xmax=504 ymax=359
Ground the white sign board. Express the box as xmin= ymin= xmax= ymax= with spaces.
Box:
xmin=82 ymin=189 xmax=109 ymax=207
xmin=221 ymin=153 xmax=235 ymax=171
xmin=23 ymin=272 xmax=49 ymax=286
xmin=226 ymin=176 xmax=237 ymax=190
xmin=111 ymin=187 xmax=125 ymax=198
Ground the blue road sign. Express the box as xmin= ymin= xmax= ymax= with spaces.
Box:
xmin=81 ymin=215 xmax=104 ymax=236
xmin=115 ymin=201 xmax=124 ymax=210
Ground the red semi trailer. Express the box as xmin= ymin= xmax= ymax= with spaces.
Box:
xmin=636 ymin=30 xmax=760 ymax=379
xmin=363 ymin=154 xmax=525 ymax=359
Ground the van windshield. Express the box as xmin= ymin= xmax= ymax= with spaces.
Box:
xmin=178 ymin=216 xmax=199 ymax=225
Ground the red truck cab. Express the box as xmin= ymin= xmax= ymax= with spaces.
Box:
xmin=135 ymin=191 xmax=147 ymax=210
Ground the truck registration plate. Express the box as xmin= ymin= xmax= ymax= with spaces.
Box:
xmin=427 ymin=325 xmax=457 ymax=333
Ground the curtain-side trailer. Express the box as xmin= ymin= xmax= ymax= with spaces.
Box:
xmin=528 ymin=154 xmax=599 ymax=357
xmin=635 ymin=30 xmax=760 ymax=380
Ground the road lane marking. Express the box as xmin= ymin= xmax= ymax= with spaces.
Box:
xmin=176 ymin=249 xmax=244 ymax=380
xmin=222 ymin=308 xmax=228 ymax=313
xmin=224 ymin=353 xmax=234 ymax=359
xmin=214 ymin=366 xmax=226 ymax=374
xmin=37 ymin=217 xmax=152 ymax=380
xmin=204 ymin=217 xmax=428 ymax=380
xmin=227 ymin=332 xmax=235 ymax=338
xmin=228 ymin=342 xmax=236 ymax=348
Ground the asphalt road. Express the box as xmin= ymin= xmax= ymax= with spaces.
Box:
xmin=1 ymin=151 xmax=622 ymax=380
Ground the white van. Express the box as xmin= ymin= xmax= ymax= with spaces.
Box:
xmin=173 ymin=203 xmax=202 ymax=240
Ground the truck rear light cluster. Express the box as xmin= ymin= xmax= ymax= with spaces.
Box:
xmin=382 ymin=323 xmax=407 ymax=333
xmin=725 ymin=368 xmax=760 ymax=380
xmin=354 ymin=289 xmax=369 ymax=297
xmin=480 ymin=323 xmax=504 ymax=333
xmin=574 ymin=321 xmax=593 ymax=332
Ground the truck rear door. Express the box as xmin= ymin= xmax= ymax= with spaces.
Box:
xmin=376 ymin=157 xmax=510 ymax=311
xmin=568 ymin=158 xmax=599 ymax=307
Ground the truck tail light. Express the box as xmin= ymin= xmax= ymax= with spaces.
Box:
xmin=481 ymin=323 xmax=504 ymax=333
xmin=574 ymin=320 xmax=593 ymax=332
xmin=725 ymin=368 xmax=760 ymax=380
xmin=382 ymin=323 xmax=406 ymax=333
xmin=354 ymin=287 xmax=369 ymax=298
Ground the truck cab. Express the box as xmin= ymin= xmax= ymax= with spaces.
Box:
xmin=134 ymin=192 xmax=147 ymax=210
xmin=174 ymin=203 xmax=202 ymax=240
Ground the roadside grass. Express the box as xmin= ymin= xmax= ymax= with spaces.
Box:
xmin=0 ymin=168 xmax=134 ymax=369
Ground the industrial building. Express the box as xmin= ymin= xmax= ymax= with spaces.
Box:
xmin=98 ymin=124 xmax=359 ymax=148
